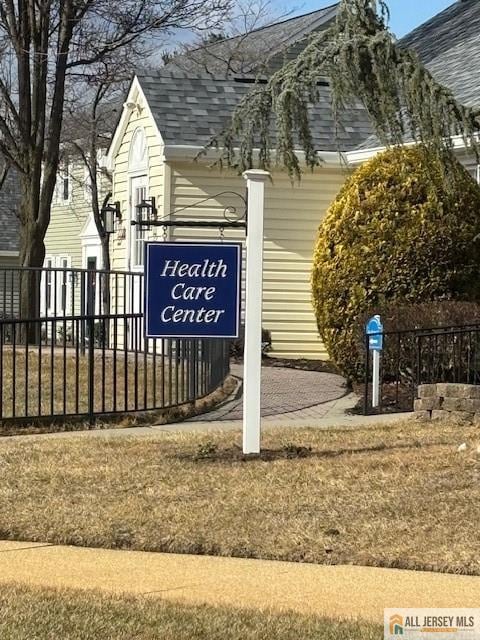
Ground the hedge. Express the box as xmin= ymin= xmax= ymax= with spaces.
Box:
xmin=311 ymin=146 xmax=480 ymax=380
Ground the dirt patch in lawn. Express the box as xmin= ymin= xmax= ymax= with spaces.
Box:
xmin=1 ymin=421 xmax=479 ymax=574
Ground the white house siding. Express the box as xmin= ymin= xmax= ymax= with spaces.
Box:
xmin=167 ymin=162 xmax=348 ymax=360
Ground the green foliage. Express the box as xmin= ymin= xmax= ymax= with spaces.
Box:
xmin=311 ymin=146 xmax=480 ymax=380
xmin=213 ymin=0 xmax=480 ymax=180
xmin=195 ymin=441 xmax=219 ymax=460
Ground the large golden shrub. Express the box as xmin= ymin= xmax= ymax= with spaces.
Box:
xmin=311 ymin=146 xmax=480 ymax=380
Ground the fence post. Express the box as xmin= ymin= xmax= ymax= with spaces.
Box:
xmin=87 ymin=313 xmax=95 ymax=424
xmin=416 ymin=334 xmax=422 ymax=389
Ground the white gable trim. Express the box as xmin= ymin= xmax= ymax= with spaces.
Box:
xmin=345 ymin=134 xmax=474 ymax=166
xmin=79 ymin=212 xmax=101 ymax=240
xmin=106 ymin=76 xmax=164 ymax=171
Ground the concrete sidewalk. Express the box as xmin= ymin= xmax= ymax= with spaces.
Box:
xmin=2 ymin=407 xmax=409 ymax=441
xmin=1 ymin=541 xmax=479 ymax=622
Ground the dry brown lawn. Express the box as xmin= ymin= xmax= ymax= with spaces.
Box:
xmin=0 ymin=584 xmax=380 ymax=640
xmin=0 ymin=421 xmax=479 ymax=574
xmin=0 ymin=348 xmax=184 ymax=418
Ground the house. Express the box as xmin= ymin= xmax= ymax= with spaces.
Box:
xmin=55 ymin=0 xmax=480 ymax=359
xmin=45 ymin=154 xmax=112 ymax=274
xmin=0 ymin=166 xmax=21 ymax=268
xmin=106 ymin=71 xmax=374 ymax=359
xmin=43 ymin=5 xmax=344 ymax=288
xmin=42 ymin=152 xmax=112 ymax=318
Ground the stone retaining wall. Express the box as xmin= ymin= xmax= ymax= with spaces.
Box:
xmin=415 ymin=383 xmax=480 ymax=423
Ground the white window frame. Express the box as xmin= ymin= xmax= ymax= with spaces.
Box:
xmin=42 ymin=255 xmax=72 ymax=316
xmin=130 ymin=179 xmax=148 ymax=269
xmin=42 ymin=256 xmax=54 ymax=316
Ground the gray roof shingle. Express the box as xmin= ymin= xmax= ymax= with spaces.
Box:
xmin=356 ymin=0 xmax=480 ymax=150
xmin=401 ymin=0 xmax=480 ymax=108
xmin=138 ymin=71 xmax=373 ymax=152
xmin=164 ymin=4 xmax=339 ymax=76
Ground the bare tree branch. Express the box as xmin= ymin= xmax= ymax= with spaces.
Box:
xmin=0 ymin=158 xmax=10 ymax=191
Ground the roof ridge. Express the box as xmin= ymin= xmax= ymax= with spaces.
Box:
xmin=172 ymin=2 xmax=339 ymax=57
xmin=400 ymin=1 xmax=460 ymax=44
xmin=137 ymin=69 xmax=267 ymax=83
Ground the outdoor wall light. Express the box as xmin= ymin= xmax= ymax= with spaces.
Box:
xmin=136 ymin=197 xmax=157 ymax=223
xmin=101 ymin=201 xmax=122 ymax=234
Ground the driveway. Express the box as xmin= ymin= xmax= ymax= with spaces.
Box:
xmin=190 ymin=364 xmax=349 ymax=422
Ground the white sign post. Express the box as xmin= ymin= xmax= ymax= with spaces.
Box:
xmin=242 ymin=170 xmax=270 ymax=454
xmin=372 ymin=350 xmax=381 ymax=409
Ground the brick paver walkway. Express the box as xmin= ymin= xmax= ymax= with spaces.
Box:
xmin=191 ymin=364 xmax=348 ymax=422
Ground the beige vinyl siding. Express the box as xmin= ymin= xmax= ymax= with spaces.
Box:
xmin=45 ymin=163 xmax=105 ymax=269
xmin=110 ymin=98 xmax=164 ymax=274
xmin=168 ymin=162 xmax=348 ymax=360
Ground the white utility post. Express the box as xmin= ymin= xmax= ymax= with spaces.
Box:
xmin=242 ymin=170 xmax=270 ymax=454
xmin=372 ymin=350 xmax=381 ymax=408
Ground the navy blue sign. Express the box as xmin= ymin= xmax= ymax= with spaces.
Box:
xmin=366 ymin=315 xmax=384 ymax=352
xmin=145 ymin=242 xmax=242 ymax=338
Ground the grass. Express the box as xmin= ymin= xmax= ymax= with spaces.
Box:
xmin=0 ymin=421 xmax=479 ymax=574
xmin=0 ymin=347 xmax=186 ymax=418
xmin=0 ymin=584 xmax=381 ymax=640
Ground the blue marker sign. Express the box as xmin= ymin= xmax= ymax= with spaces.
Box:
xmin=366 ymin=315 xmax=384 ymax=351
xmin=145 ymin=242 xmax=242 ymax=339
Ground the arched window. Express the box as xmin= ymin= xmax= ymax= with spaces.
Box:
xmin=128 ymin=127 xmax=148 ymax=171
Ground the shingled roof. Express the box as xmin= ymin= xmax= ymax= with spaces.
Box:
xmin=401 ymin=0 xmax=480 ymax=108
xmin=165 ymin=3 xmax=338 ymax=76
xmin=356 ymin=0 xmax=479 ymax=151
xmin=137 ymin=71 xmax=373 ymax=152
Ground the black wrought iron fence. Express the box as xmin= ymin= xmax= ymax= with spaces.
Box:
xmin=0 ymin=266 xmax=230 ymax=424
xmin=363 ymin=323 xmax=480 ymax=415
xmin=0 ymin=265 xmax=143 ymax=321
xmin=417 ymin=325 xmax=480 ymax=387
xmin=364 ymin=328 xmax=419 ymax=414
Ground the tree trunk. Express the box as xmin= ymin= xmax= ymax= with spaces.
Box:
xmin=18 ymin=178 xmax=47 ymax=343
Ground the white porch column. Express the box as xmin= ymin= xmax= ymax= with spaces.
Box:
xmin=242 ymin=169 xmax=270 ymax=455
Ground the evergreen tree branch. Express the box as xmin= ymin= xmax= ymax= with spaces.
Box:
xmin=213 ymin=0 xmax=480 ymax=180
